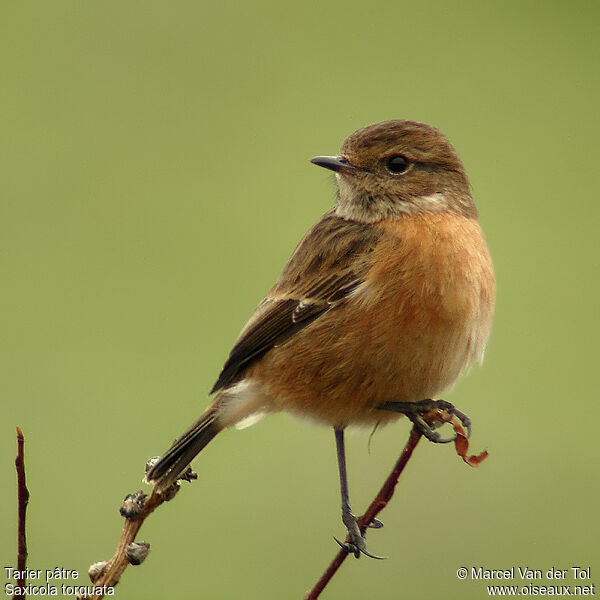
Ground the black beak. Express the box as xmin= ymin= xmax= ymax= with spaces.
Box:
xmin=310 ymin=155 xmax=357 ymax=173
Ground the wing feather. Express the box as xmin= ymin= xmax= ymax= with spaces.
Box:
xmin=211 ymin=211 xmax=382 ymax=393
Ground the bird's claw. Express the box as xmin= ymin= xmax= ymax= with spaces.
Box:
xmin=333 ymin=536 xmax=385 ymax=560
xmin=412 ymin=412 xmax=457 ymax=443
xmin=377 ymin=399 xmax=471 ymax=443
xmin=337 ymin=510 xmax=386 ymax=559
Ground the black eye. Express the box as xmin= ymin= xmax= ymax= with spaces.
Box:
xmin=385 ymin=155 xmax=409 ymax=174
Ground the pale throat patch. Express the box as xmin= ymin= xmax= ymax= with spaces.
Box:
xmin=412 ymin=193 xmax=449 ymax=211
xmin=335 ymin=172 xmax=450 ymax=222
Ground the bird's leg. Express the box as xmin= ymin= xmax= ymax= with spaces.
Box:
xmin=333 ymin=428 xmax=383 ymax=559
xmin=377 ymin=399 xmax=471 ymax=443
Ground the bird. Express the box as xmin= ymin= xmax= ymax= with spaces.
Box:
xmin=146 ymin=119 xmax=495 ymax=557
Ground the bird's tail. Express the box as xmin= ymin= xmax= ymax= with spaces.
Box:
xmin=146 ymin=402 xmax=222 ymax=490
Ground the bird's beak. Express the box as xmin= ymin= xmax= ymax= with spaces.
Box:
xmin=310 ymin=155 xmax=357 ymax=173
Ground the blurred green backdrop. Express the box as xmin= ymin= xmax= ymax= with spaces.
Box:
xmin=2 ymin=1 xmax=599 ymax=598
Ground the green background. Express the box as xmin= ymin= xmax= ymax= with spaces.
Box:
xmin=2 ymin=2 xmax=598 ymax=598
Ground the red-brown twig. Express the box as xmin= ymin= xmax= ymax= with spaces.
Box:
xmin=305 ymin=426 xmax=423 ymax=600
xmin=305 ymin=406 xmax=488 ymax=599
xmin=13 ymin=427 xmax=30 ymax=600
xmin=82 ymin=408 xmax=484 ymax=598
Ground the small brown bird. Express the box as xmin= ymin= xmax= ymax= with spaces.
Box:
xmin=147 ymin=120 xmax=495 ymax=556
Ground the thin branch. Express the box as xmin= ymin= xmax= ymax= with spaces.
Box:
xmin=13 ymin=427 xmax=30 ymax=600
xmin=86 ymin=490 xmax=163 ymax=600
xmin=87 ymin=430 xmax=421 ymax=600
xmin=80 ymin=486 xmax=174 ymax=600
xmin=305 ymin=406 xmax=487 ymax=599
xmin=305 ymin=426 xmax=423 ymax=600
xmin=81 ymin=407 xmax=484 ymax=599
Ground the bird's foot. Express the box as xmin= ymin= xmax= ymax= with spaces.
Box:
xmin=334 ymin=509 xmax=385 ymax=559
xmin=377 ymin=399 xmax=471 ymax=443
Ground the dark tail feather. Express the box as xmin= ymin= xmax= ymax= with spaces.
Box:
xmin=147 ymin=405 xmax=221 ymax=489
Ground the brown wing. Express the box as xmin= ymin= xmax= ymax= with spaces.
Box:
xmin=211 ymin=210 xmax=382 ymax=393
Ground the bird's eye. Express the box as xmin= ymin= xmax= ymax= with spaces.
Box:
xmin=385 ymin=155 xmax=409 ymax=174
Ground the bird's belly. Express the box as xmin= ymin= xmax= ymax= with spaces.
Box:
xmin=245 ymin=214 xmax=495 ymax=427
xmin=251 ymin=297 xmax=486 ymax=427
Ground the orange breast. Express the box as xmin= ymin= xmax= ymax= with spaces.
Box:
xmin=249 ymin=213 xmax=495 ymax=427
